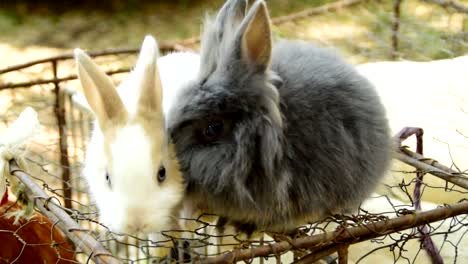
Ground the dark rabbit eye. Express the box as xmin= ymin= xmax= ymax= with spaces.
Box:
xmin=203 ymin=121 xmax=224 ymax=141
xmin=157 ymin=166 xmax=166 ymax=183
xmin=105 ymin=172 xmax=112 ymax=188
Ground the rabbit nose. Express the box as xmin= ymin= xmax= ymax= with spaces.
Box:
xmin=126 ymin=220 xmax=149 ymax=233
xmin=125 ymin=208 xmax=149 ymax=232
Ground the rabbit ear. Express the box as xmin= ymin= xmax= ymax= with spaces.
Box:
xmin=135 ymin=36 xmax=163 ymax=121
xmin=74 ymin=49 xmax=127 ymax=129
xmin=215 ymin=0 xmax=248 ymax=39
xmin=199 ymin=0 xmax=248 ymax=78
xmin=238 ymin=0 xmax=272 ymax=69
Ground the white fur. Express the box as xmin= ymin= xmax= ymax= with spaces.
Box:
xmin=71 ymin=52 xmax=200 ymax=124
xmin=84 ymin=124 xmax=183 ymax=233
xmin=114 ymin=51 xmax=200 ymax=123
xmin=0 ymin=107 xmax=40 ymax=148
xmin=356 ymin=56 xmax=468 ymax=204
xmin=0 ymin=107 xmax=40 ymax=210
xmin=79 ymin=37 xmax=200 ymax=236
xmin=352 ymin=57 xmax=468 ymax=263
xmin=158 ymin=52 xmax=200 ymax=119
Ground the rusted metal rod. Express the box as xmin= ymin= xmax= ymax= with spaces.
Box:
xmin=337 ymin=244 xmax=349 ymax=264
xmin=9 ymin=159 xmax=121 ymax=264
xmin=198 ymin=147 xmax=468 ymax=263
xmin=396 ymin=148 xmax=468 ymax=190
xmin=0 ymin=43 xmax=189 ymax=75
xmin=292 ymin=245 xmax=338 ymax=264
xmin=198 ymin=201 xmax=468 ymax=263
xmin=0 ymin=68 xmax=130 ymax=90
xmin=52 ymin=60 xmax=73 ymax=210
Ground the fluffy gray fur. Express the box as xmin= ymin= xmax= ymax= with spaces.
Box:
xmin=167 ymin=0 xmax=391 ymax=232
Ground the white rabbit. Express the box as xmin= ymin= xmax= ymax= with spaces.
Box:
xmin=75 ymin=36 xmax=197 ymax=259
xmin=158 ymin=51 xmax=200 ymax=119
xmin=356 ymin=57 xmax=468 ymax=205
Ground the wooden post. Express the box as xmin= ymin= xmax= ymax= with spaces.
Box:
xmin=391 ymin=0 xmax=402 ymax=60
xmin=9 ymin=159 xmax=121 ymax=264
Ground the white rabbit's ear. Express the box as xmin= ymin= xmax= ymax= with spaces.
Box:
xmin=74 ymin=49 xmax=127 ymax=128
xmin=239 ymin=0 xmax=272 ymax=68
xmin=135 ymin=36 xmax=163 ymax=120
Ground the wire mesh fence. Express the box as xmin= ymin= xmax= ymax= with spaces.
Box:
xmin=0 ymin=0 xmax=467 ymax=263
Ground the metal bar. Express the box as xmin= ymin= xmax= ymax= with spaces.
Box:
xmin=0 ymin=68 xmax=131 ymax=90
xmin=198 ymin=201 xmax=468 ymax=263
xmin=52 ymin=60 xmax=72 ymax=210
xmin=0 ymin=49 xmax=136 ymax=75
xmin=9 ymin=159 xmax=121 ymax=264
xmin=0 ymin=43 xmax=191 ymax=75
xmin=408 ymin=130 xmax=444 ymax=264
xmin=292 ymin=245 xmax=337 ymax=264
xmin=338 ymin=244 xmax=349 ymax=264
xmin=396 ymin=148 xmax=468 ymax=190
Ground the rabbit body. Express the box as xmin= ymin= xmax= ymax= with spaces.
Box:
xmin=168 ymin=0 xmax=391 ymax=232
xmin=76 ymin=37 xmax=198 ymax=236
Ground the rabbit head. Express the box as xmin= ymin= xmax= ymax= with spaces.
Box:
xmin=167 ymin=0 xmax=285 ymax=217
xmin=76 ymin=36 xmax=184 ymax=234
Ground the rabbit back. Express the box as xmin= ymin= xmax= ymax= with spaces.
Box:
xmin=172 ymin=40 xmax=392 ymax=232
xmin=270 ymin=40 xmax=391 ymax=219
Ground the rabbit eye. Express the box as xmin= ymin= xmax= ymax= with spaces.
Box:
xmin=105 ymin=172 xmax=112 ymax=188
xmin=203 ymin=121 xmax=224 ymax=141
xmin=157 ymin=166 xmax=166 ymax=183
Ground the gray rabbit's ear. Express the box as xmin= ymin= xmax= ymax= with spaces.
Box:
xmin=215 ymin=0 xmax=248 ymax=41
xmin=237 ymin=0 xmax=272 ymax=69
xmin=228 ymin=0 xmax=249 ymax=33
xmin=199 ymin=0 xmax=248 ymax=78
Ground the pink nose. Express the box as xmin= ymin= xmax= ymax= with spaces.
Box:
xmin=125 ymin=208 xmax=149 ymax=233
xmin=126 ymin=221 xmax=149 ymax=233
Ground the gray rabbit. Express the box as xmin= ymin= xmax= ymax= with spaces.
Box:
xmin=167 ymin=0 xmax=391 ymax=233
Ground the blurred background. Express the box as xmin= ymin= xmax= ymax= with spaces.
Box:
xmin=0 ymin=0 xmax=467 ymax=66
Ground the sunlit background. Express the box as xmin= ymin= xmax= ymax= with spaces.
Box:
xmin=1 ymin=0 xmax=467 ymax=65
